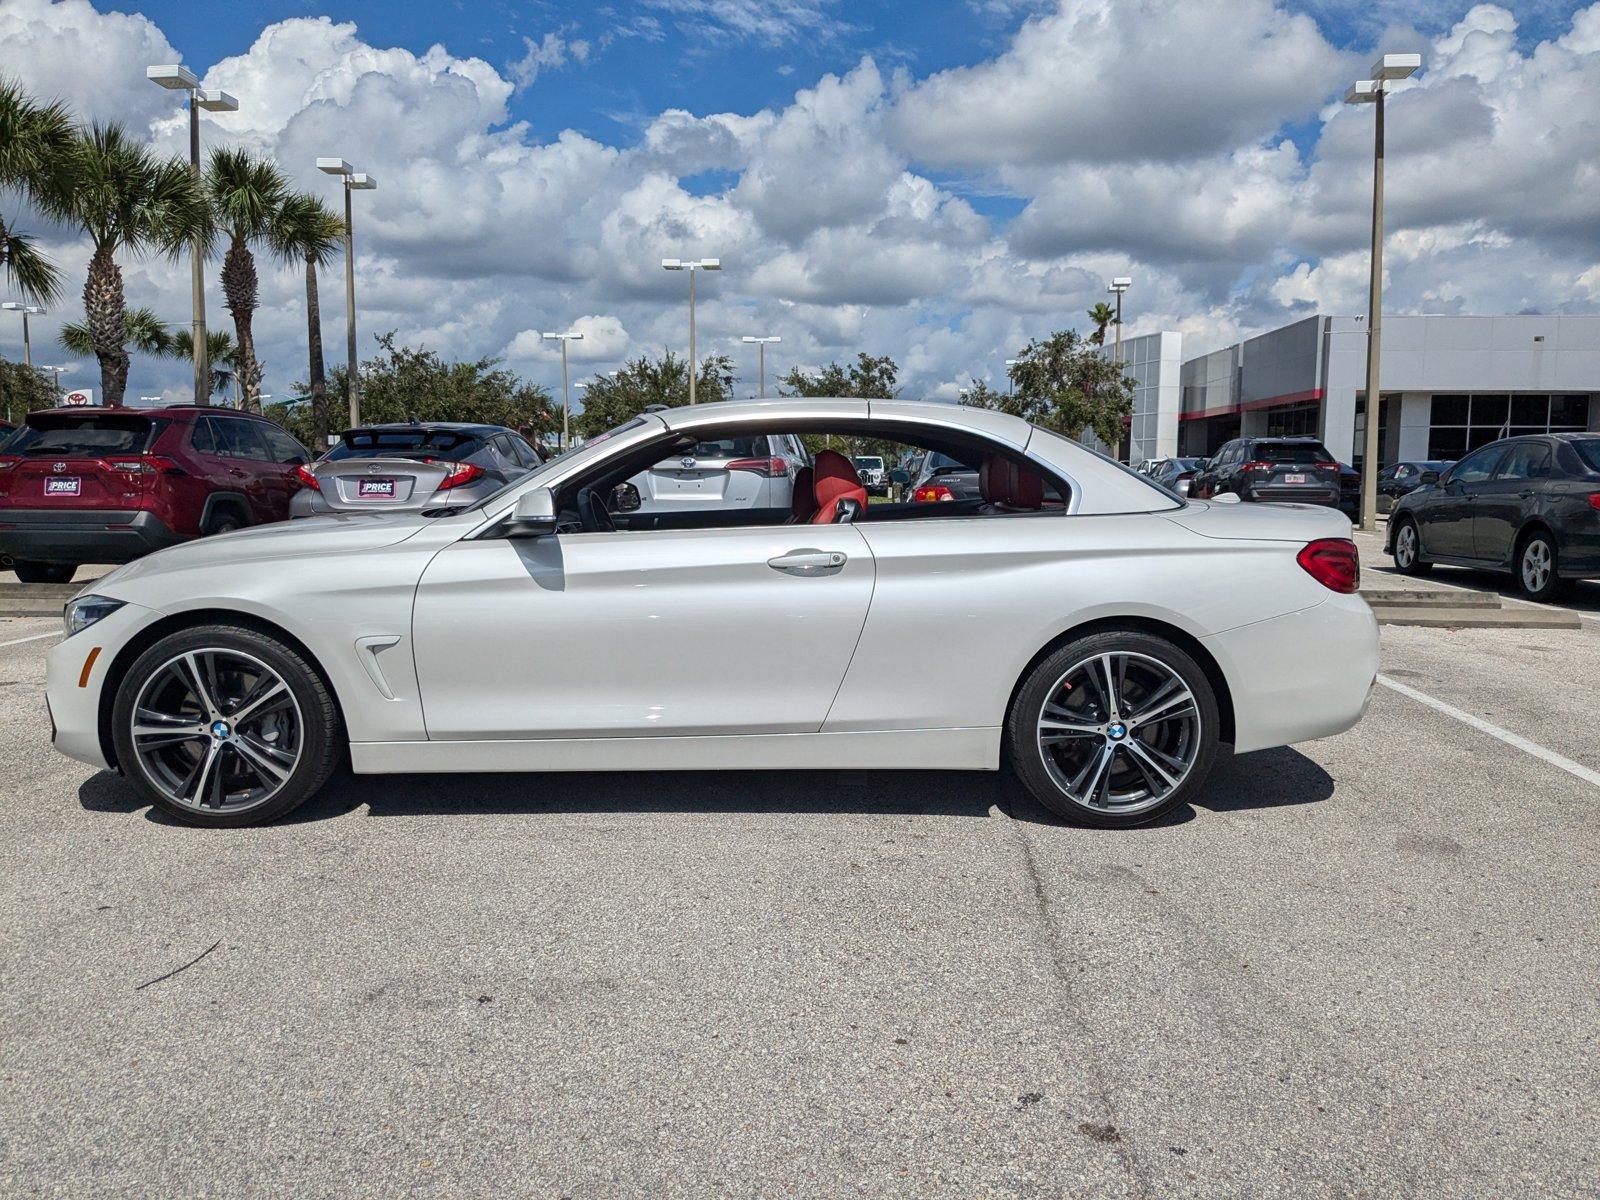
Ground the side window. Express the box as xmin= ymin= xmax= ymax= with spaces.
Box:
xmin=1450 ymin=445 xmax=1506 ymax=485
xmin=261 ymin=425 xmax=309 ymax=465
xmin=190 ymin=417 xmax=216 ymax=456
xmin=509 ymin=435 xmax=541 ymax=468
xmin=490 ymin=434 xmax=520 ymax=471
xmin=1495 ymin=443 xmax=1550 ymax=481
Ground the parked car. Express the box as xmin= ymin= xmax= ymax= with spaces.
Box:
xmin=1189 ymin=437 xmax=1342 ymax=508
xmin=1149 ymin=457 xmax=1201 ymax=496
xmin=1387 ymin=434 xmax=1600 ymax=600
xmin=623 ymin=432 xmax=809 ymax=515
xmin=1337 ymin=463 xmax=1360 ymax=519
xmin=1376 ymin=460 xmax=1455 ymax=513
xmin=48 ymin=398 xmax=1376 ymax=831
xmin=290 ymin=422 xmax=542 ymax=517
xmin=906 ymin=449 xmax=982 ymax=501
xmin=852 ymin=455 xmax=888 ymax=496
xmin=0 ymin=405 xmax=309 ymax=582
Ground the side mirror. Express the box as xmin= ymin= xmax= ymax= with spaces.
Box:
xmin=611 ymin=481 xmax=641 ymax=513
xmin=506 ymin=487 xmax=557 ymax=537
xmin=1420 ymin=470 xmax=1440 ymax=485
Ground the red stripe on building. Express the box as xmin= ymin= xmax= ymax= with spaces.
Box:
xmin=1179 ymin=388 xmax=1323 ymax=421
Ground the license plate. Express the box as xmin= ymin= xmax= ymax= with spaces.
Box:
xmin=357 ymin=479 xmax=396 ymax=498
xmin=1284 ymin=473 xmax=1306 ymax=484
xmin=44 ymin=477 xmax=81 ymax=496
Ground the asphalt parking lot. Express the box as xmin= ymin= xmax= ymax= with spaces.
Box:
xmin=2 ymin=554 xmax=1597 ymax=1197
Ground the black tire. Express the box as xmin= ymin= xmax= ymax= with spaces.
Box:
xmin=111 ymin=623 xmax=341 ymax=827
xmin=12 ymin=560 xmax=77 ymax=584
xmin=1006 ymin=630 xmax=1220 ymax=829
xmin=1515 ymin=529 xmax=1568 ymax=602
xmin=1391 ymin=517 xmax=1433 ymax=576
xmin=204 ymin=509 xmax=245 ymax=536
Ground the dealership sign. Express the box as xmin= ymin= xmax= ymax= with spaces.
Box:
xmin=60 ymin=388 xmax=97 ymax=407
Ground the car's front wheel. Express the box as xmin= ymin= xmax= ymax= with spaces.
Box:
xmin=12 ymin=560 xmax=77 ymax=584
xmin=1007 ymin=630 xmax=1221 ymax=828
xmin=111 ymin=624 xmax=341 ymax=827
xmin=1392 ymin=517 xmax=1432 ymax=576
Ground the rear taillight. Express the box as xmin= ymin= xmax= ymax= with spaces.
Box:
xmin=294 ymin=464 xmax=320 ymax=491
xmin=1588 ymin=493 xmax=1600 ymax=511
xmin=0 ymin=455 xmax=17 ymax=471
xmin=109 ymin=454 xmax=183 ymax=476
xmin=913 ymin=484 xmax=955 ymax=502
xmin=725 ymin=456 xmax=788 ymax=477
xmin=1314 ymin=460 xmax=1338 ymax=471
xmin=438 ymin=462 xmax=485 ymax=490
xmin=1297 ymin=538 xmax=1360 ymax=594
xmin=1241 ymin=460 xmax=1269 ymax=472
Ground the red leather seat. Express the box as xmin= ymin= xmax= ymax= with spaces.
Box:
xmin=1009 ymin=462 xmax=1044 ymax=510
xmin=979 ymin=454 xmax=1008 ymax=506
xmin=810 ymin=450 xmax=868 ymax=523
xmin=788 ymin=466 xmax=817 ymax=523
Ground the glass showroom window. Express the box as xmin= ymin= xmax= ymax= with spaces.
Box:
xmin=1427 ymin=393 xmax=1593 ymax=459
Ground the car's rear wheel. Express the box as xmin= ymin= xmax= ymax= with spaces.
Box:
xmin=204 ymin=509 xmax=245 ymax=536
xmin=111 ymin=624 xmax=340 ymax=827
xmin=1392 ymin=517 xmax=1432 ymax=576
xmin=11 ymin=560 xmax=77 ymax=584
xmin=1516 ymin=529 xmax=1567 ymax=602
xmin=1007 ymin=631 xmax=1220 ymax=828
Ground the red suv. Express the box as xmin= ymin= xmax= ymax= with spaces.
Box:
xmin=0 ymin=405 xmax=310 ymax=583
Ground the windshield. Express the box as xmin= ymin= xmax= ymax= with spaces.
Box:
xmin=1572 ymin=439 xmax=1600 ymax=472
xmin=4 ymin=414 xmax=160 ymax=456
xmin=853 ymin=456 xmax=884 ymax=469
xmin=329 ymin=429 xmax=476 ymax=460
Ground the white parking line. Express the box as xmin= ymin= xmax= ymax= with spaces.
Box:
xmin=1377 ymin=674 xmax=1600 ymax=790
xmin=0 ymin=631 xmax=59 ymax=648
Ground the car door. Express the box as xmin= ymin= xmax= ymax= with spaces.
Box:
xmin=258 ymin=424 xmax=311 ymax=519
xmin=1424 ymin=444 xmax=1507 ymax=559
xmin=1474 ymin=441 xmax=1549 ymax=565
xmin=411 ymin=521 xmax=876 ymax=741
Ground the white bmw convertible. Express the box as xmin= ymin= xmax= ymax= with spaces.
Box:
xmin=45 ymin=399 xmax=1377 ymax=828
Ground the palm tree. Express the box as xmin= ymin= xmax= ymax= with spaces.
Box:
xmin=0 ymin=78 xmax=75 ymax=305
xmin=46 ymin=122 xmax=207 ymax=406
xmin=59 ymin=305 xmax=174 ymax=359
xmin=207 ymin=148 xmax=287 ymax=413
xmin=169 ymin=327 xmax=238 ymax=399
xmin=271 ymin=192 xmax=345 ymax=449
xmin=1087 ymin=302 xmax=1116 ymax=347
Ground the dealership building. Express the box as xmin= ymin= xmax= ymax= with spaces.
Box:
xmin=1113 ymin=314 xmax=1600 ymax=469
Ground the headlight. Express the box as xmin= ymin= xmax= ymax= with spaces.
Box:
xmin=63 ymin=595 xmax=125 ymax=638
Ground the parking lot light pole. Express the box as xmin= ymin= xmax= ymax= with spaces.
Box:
xmin=542 ymin=331 xmax=584 ymax=449
xmin=1107 ymin=277 xmax=1132 ymax=365
xmin=148 ymin=66 xmax=236 ymax=407
xmin=741 ymin=335 xmax=780 ymax=397
xmin=1346 ymin=53 xmax=1420 ymax=532
xmin=316 ymin=159 xmax=377 ymax=428
xmin=2 ymin=303 xmax=44 ymax=367
xmin=39 ymin=365 xmax=68 ymax=401
xmin=1005 ymin=357 xmax=1021 ymax=397
xmin=662 ymin=258 xmax=720 ymax=404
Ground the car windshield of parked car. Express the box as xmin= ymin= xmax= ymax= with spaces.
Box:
xmin=853 ymin=456 xmax=884 ymax=469
xmin=328 ymin=429 xmax=476 ymax=461
xmin=4 ymin=413 xmax=161 ymax=456
xmin=1573 ymin=439 xmax=1600 ymax=472
xmin=1255 ymin=441 xmax=1333 ymax=463
xmin=682 ymin=435 xmax=767 ymax=459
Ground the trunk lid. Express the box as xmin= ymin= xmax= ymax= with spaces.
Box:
xmin=1163 ymin=498 xmax=1353 ymax=542
xmin=0 ymin=413 xmax=163 ymax=511
xmin=307 ymin=456 xmax=457 ymax=510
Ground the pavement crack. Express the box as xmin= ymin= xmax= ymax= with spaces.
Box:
xmin=991 ymin=804 xmax=1153 ymax=1199
xmin=135 ymin=939 xmax=222 ymax=992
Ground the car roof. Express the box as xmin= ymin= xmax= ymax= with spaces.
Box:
xmin=27 ymin=404 xmax=271 ymax=419
xmin=342 ymin=422 xmax=504 ymax=435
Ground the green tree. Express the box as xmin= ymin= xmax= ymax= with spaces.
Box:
xmin=208 ymin=148 xmax=289 ymax=413
xmin=1086 ymin=302 xmax=1116 ymax=347
xmin=47 ymin=122 xmax=208 ymax=406
xmin=964 ymin=328 xmax=1134 ymax=448
xmin=572 ymin=350 xmax=735 ymax=439
xmin=267 ymin=332 xmax=556 ymax=446
xmin=0 ymin=355 xmax=59 ymax=422
xmin=781 ymin=351 xmax=901 ymax=458
xmin=169 ymin=327 xmax=238 ymax=400
xmin=59 ymin=305 xmax=174 ymax=360
xmin=957 ymin=378 xmax=1019 ymax=414
xmin=0 ymin=78 xmax=75 ymax=305
xmin=271 ymin=192 xmax=345 ymax=449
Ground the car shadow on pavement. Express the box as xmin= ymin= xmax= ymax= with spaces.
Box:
xmin=76 ymin=746 xmax=1332 ymax=830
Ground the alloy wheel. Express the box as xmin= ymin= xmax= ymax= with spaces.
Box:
xmin=1396 ymin=523 xmax=1417 ymax=568
xmin=1036 ymin=651 xmax=1202 ymax=816
xmin=1521 ymin=539 xmax=1552 ymax=594
xmin=128 ymin=648 xmax=304 ymax=814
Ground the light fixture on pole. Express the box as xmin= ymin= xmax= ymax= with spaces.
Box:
xmin=316 ymin=158 xmax=377 ymax=428
xmin=662 ymin=258 xmax=720 ymax=404
xmin=741 ymin=335 xmax=780 ymax=398
xmin=1345 ymin=52 xmax=1420 ymax=532
xmin=148 ymin=65 xmax=236 ymax=407
xmin=39 ymin=364 xmax=69 ymax=400
xmin=542 ymin=331 xmax=584 ymax=449
xmin=1107 ymin=277 xmax=1132 ymax=365
xmin=2 ymin=302 xmax=44 ymax=368
xmin=1004 ymin=357 xmax=1022 ymax=397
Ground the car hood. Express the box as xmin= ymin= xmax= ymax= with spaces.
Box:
xmin=1162 ymin=499 xmax=1353 ymax=542
xmin=86 ymin=511 xmax=431 ymax=594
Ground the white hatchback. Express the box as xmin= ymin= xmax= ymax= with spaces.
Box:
xmin=46 ymin=398 xmax=1377 ymax=828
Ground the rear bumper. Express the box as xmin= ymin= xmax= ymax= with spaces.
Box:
xmin=0 ymin=509 xmax=183 ymax=565
xmin=1204 ymin=593 xmax=1379 ymax=754
xmin=1241 ymin=486 xmax=1342 ymax=506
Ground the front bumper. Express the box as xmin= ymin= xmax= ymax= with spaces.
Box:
xmin=45 ymin=599 xmax=160 ymax=770
xmin=0 ymin=509 xmax=183 ymax=565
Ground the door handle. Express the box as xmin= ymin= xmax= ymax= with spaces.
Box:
xmin=229 ymin=468 xmax=246 ymax=478
xmin=1518 ymin=489 xmax=1535 ymax=499
xmin=767 ymin=548 xmax=846 ymax=576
